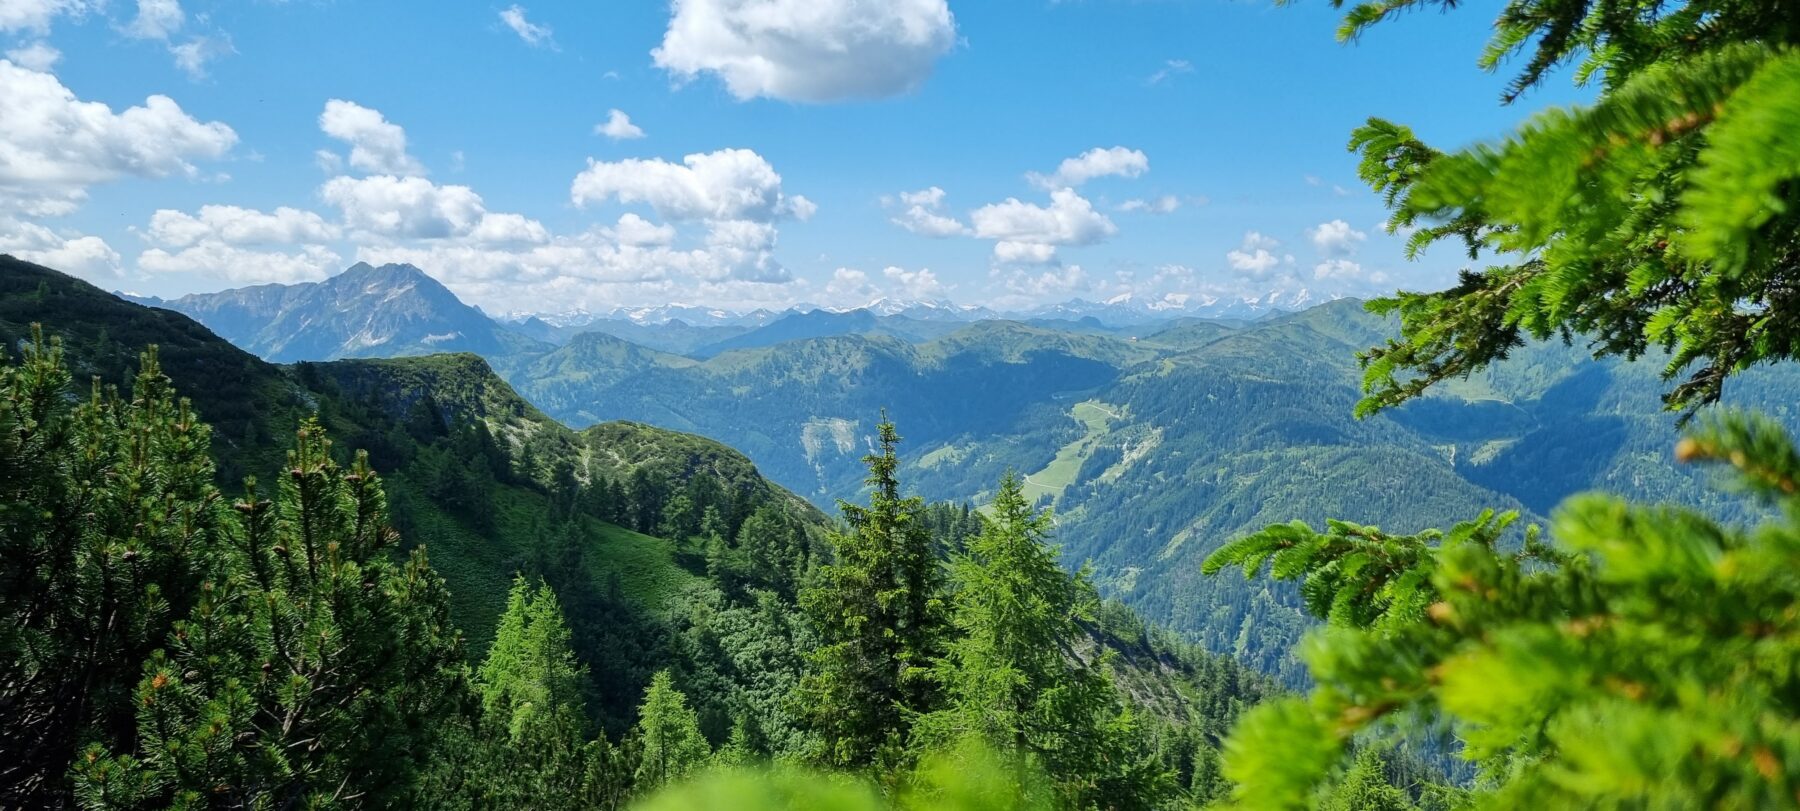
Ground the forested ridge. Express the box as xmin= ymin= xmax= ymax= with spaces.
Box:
xmin=8 ymin=0 xmax=1800 ymax=803
xmin=2 ymin=260 xmax=1278 ymax=808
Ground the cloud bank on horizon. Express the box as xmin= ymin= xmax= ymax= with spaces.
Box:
xmin=0 ymin=0 xmax=1558 ymax=314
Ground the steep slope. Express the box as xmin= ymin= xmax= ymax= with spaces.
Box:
xmin=136 ymin=261 xmax=545 ymax=362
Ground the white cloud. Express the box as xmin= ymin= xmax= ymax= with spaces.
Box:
xmin=0 ymin=218 xmax=120 ymax=278
xmin=826 ymin=267 xmax=874 ymax=301
xmin=320 ymin=174 xmax=547 ymax=244
xmin=994 ymin=241 xmax=1058 ymax=265
xmin=1226 ymin=231 xmax=1284 ymax=276
xmin=318 ymin=99 xmax=426 ymax=176
xmin=882 ymin=265 xmax=943 ymax=299
xmin=124 ymin=0 xmax=182 ymax=39
xmin=1002 ymin=264 xmax=1089 ymax=298
xmin=146 ymin=205 xmax=341 ymax=247
xmin=1147 ymin=58 xmax=1192 ymax=85
xmin=0 ymin=0 xmax=90 ymax=35
xmin=1313 ymin=259 xmax=1355 ymax=279
xmin=468 ymin=212 xmax=550 ymax=245
xmin=5 ymin=41 xmax=59 ymax=70
xmin=499 ymin=5 xmax=555 ymax=48
xmin=571 ymin=148 xmax=806 ymax=223
xmin=970 ymin=188 xmax=1116 ymax=264
xmin=1027 ymin=146 xmax=1148 ymax=189
xmin=610 ymin=213 xmax=675 ymax=246
xmin=888 ymin=185 xmax=967 ymax=237
xmin=652 ymin=0 xmax=956 ymax=103
xmin=138 ymin=242 xmax=342 ymax=284
xmin=168 ymin=35 xmax=232 ymax=79
xmin=595 ymin=109 xmax=645 ymax=140
xmin=0 ymin=60 xmax=236 ymax=216
xmin=1309 ymin=219 xmax=1366 ymax=256
xmin=1118 ymin=195 xmax=1179 ymax=214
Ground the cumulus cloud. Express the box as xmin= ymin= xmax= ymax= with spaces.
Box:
xmin=1312 ymin=259 xmax=1358 ymax=279
xmin=1309 ymin=219 xmax=1366 ymax=256
xmin=571 ymin=148 xmax=808 ymax=223
xmin=1003 ymin=264 xmax=1089 ymax=298
xmin=319 ymin=100 xmax=426 ymax=176
xmin=0 ymin=60 xmax=236 ymax=216
xmin=826 ymin=267 xmax=875 ymax=301
xmin=320 ymin=174 xmax=546 ymax=243
xmin=888 ymin=186 xmax=967 ymax=237
xmin=0 ymin=218 xmax=120 ymax=278
xmin=610 ymin=213 xmax=675 ymax=246
xmin=595 ymin=109 xmax=645 ymax=140
xmin=499 ymin=5 xmax=555 ymax=47
xmin=1226 ymin=231 xmax=1286 ymax=276
xmin=138 ymin=242 xmax=342 ymax=284
xmin=0 ymin=0 xmax=91 ymax=35
xmin=970 ymin=188 xmax=1116 ymax=264
xmin=124 ymin=0 xmax=182 ymax=39
xmin=1118 ymin=195 xmax=1180 ymax=214
xmin=883 ymin=265 xmax=944 ymax=299
xmin=652 ymin=0 xmax=956 ymax=103
xmin=146 ymin=205 xmax=341 ymax=247
xmin=1027 ymin=146 xmax=1148 ymax=190
xmin=4 ymin=41 xmax=59 ymax=70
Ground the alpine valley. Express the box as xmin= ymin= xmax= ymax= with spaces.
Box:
xmin=122 ymin=260 xmax=1800 ymax=686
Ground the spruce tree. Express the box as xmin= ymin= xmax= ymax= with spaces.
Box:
xmin=797 ymin=416 xmax=945 ymax=768
xmin=1204 ymin=413 xmax=1800 ymax=808
xmin=633 ymin=670 xmax=710 ymax=790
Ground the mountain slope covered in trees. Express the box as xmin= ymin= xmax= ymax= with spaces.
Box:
xmin=3 ymin=256 xmax=1283 ymax=807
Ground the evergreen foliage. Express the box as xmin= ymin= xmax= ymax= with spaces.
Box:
xmin=466 ymin=576 xmax=623 ymax=809
xmin=1205 ymin=413 xmax=1800 ymax=808
xmin=70 ymin=416 xmax=468 ymax=807
xmin=1 ymin=334 xmax=229 ymax=807
xmin=915 ymin=472 xmax=1166 ymax=807
xmin=1333 ymin=0 xmax=1800 ymax=415
xmin=798 ymin=417 xmax=947 ymax=768
xmin=633 ymin=670 xmax=710 ymax=790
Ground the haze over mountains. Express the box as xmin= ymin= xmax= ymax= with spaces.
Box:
xmin=117 ymin=261 xmax=1799 ymax=683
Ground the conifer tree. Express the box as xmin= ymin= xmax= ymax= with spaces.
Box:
xmin=633 ymin=670 xmax=710 ymax=790
xmin=1312 ymin=0 xmax=1800 ymax=416
xmin=913 ymin=472 xmax=1132 ymax=804
xmin=0 ymin=335 xmax=227 ymax=807
xmin=797 ymin=416 xmax=945 ymax=768
xmin=471 ymin=576 xmax=620 ymax=809
xmin=72 ymin=418 xmax=468 ymax=808
xmin=1204 ymin=413 xmax=1800 ymax=808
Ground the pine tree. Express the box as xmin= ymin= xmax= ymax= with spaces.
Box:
xmin=913 ymin=472 xmax=1133 ymax=805
xmin=633 ymin=670 xmax=709 ymax=790
xmin=1306 ymin=0 xmax=1800 ymax=416
xmin=1204 ymin=413 xmax=1800 ymax=808
xmin=797 ymin=416 xmax=945 ymax=768
xmin=0 ymin=335 xmax=228 ymax=807
xmin=72 ymin=418 xmax=469 ymax=808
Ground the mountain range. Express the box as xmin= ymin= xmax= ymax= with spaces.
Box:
xmin=110 ymin=260 xmax=1800 ymax=685
xmin=6 ymin=253 xmax=1272 ymax=748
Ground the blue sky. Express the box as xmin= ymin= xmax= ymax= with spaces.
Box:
xmin=0 ymin=0 xmax=1589 ymax=314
